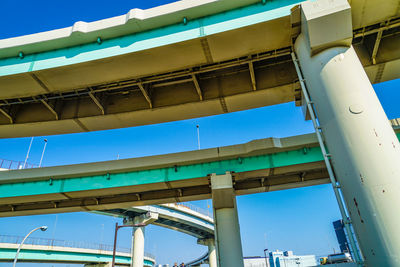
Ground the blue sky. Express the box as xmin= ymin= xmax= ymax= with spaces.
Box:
xmin=0 ymin=0 xmax=399 ymax=265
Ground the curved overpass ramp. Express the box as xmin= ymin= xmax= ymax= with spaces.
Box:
xmin=100 ymin=203 xmax=214 ymax=239
xmin=0 ymin=236 xmax=155 ymax=266
xmin=0 ymin=0 xmax=398 ymax=137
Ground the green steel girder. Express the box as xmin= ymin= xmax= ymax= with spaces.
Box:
xmin=0 ymin=146 xmax=323 ymax=199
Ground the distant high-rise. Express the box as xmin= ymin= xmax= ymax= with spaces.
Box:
xmin=333 ymin=219 xmax=350 ymax=253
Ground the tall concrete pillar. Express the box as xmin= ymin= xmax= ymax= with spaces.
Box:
xmin=131 ymin=226 xmax=145 ymax=267
xmin=125 ymin=212 xmax=158 ymax=267
xmin=210 ymin=172 xmax=244 ymax=267
xmin=294 ymin=0 xmax=400 ymax=265
xmin=198 ymin=238 xmax=217 ymax=267
xmin=208 ymin=241 xmax=217 ymax=267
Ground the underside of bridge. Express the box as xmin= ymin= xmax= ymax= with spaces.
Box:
xmin=0 ymin=132 xmax=331 ymax=217
xmin=0 ymin=0 xmax=398 ymax=137
xmin=1 ymin=0 xmax=400 ymax=266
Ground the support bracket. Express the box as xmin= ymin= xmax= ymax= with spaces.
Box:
xmin=88 ymin=91 xmax=105 ymax=115
xmin=248 ymin=61 xmax=257 ymax=91
xmin=40 ymin=98 xmax=59 ymax=120
xmin=191 ymin=74 xmax=203 ymax=100
xmin=0 ymin=107 xmax=13 ymax=123
xmin=138 ymin=83 xmax=153 ymax=108
xmin=124 ymin=211 xmax=158 ymax=226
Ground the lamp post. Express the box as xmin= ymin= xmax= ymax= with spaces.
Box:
xmin=196 ymin=124 xmax=201 ymax=150
xmin=39 ymin=139 xmax=48 ymax=167
xmin=22 ymin=137 xmax=34 ymax=169
xmin=13 ymin=226 xmax=47 ymax=267
xmin=111 ymin=222 xmax=145 ymax=267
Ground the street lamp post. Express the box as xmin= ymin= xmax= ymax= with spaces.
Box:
xmin=111 ymin=222 xmax=146 ymax=267
xmin=22 ymin=137 xmax=34 ymax=169
xmin=13 ymin=226 xmax=47 ymax=267
xmin=39 ymin=139 xmax=48 ymax=167
xmin=196 ymin=124 xmax=200 ymax=150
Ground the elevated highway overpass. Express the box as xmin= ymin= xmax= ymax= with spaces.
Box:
xmin=0 ymin=130 xmax=331 ymax=216
xmin=0 ymin=235 xmax=155 ymax=266
xmin=2 ymin=0 xmax=400 ymax=265
xmin=99 ymin=203 xmax=216 ymax=267
xmin=0 ymin=0 xmax=398 ymax=137
xmin=0 ymin=203 xmax=215 ymax=267
xmin=100 ymin=203 xmax=214 ymax=240
xmin=0 ymin=123 xmax=398 ymax=217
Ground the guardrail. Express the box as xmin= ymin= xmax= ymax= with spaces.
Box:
xmin=0 ymin=234 xmax=155 ymax=259
xmin=175 ymin=202 xmax=213 ymax=218
xmin=184 ymin=252 xmax=209 ymax=266
xmin=0 ymin=159 xmax=39 ymax=170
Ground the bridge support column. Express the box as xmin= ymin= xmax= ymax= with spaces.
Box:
xmin=294 ymin=0 xmax=400 ymax=265
xmin=132 ymin=226 xmax=145 ymax=267
xmin=198 ymin=238 xmax=217 ymax=267
xmin=125 ymin=212 xmax=158 ymax=267
xmin=210 ymin=172 xmax=244 ymax=267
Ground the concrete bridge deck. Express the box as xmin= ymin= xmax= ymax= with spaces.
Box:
xmin=0 ymin=0 xmax=398 ymax=137
xmin=0 ymin=121 xmax=398 ymax=217
xmin=100 ymin=203 xmax=214 ymax=239
xmin=0 ymin=131 xmax=328 ymax=217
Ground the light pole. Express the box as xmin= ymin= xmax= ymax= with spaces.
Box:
xmin=39 ymin=139 xmax=48 ymax=167
xmin=196 ymin=124 xmax=200 ymax=150
xmin=22 ymin=137 xmax=34 ymax=169
xmin=111 ymin=222 xmax=145 ymax=267
xmin=13 ymin=226 xmax=47 ymax=267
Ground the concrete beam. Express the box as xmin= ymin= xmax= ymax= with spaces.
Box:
xmin=211 ymin=172 xmax=244 ymax=267
xmin=300 ymin=0 xmax=352 ymax=55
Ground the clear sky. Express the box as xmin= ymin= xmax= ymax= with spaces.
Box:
xmin=0 ymin=1 xmax=399 ymax=266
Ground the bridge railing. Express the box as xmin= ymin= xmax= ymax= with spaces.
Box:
xmin=0 ymin=235 xmax=155 ymax=259
xmin=175 ymin=202 xmax=213 ymax=218
xmin=0 ymin=159 xmax=39 ymax=170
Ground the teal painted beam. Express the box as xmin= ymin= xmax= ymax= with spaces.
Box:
xmin=1 ymin=132 xmax=399 ymax=200
xmin=0 ymin=0 xmax=301 ymax=77
xmin=0 ymin=248 xmax=154 ymax=266
xmin=0 ymin=146 xmax=323 ymax=199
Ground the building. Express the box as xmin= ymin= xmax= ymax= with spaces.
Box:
xmin=268 ymin=250 xmax=317 ymax=267
xmin=244 ymin=256 xmax=268 ymax=267
xmin=333 ymin=220 xmax=350 ymax=253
